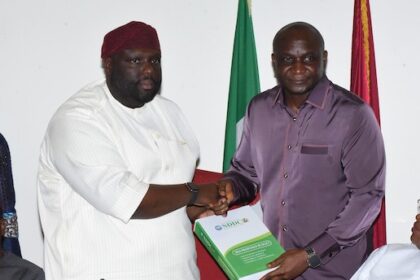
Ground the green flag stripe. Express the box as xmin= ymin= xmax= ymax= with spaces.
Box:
xmin=223 ymin=0 xmax=260 ymax=172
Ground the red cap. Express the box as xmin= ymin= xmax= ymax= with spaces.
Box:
xmin=101 ymin=21 xmax=160 ymax=58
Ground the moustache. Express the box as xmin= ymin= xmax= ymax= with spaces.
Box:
xmin=139 ymin=76 xmax=156 ymax=83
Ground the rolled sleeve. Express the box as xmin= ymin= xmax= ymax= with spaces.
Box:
xmin=111 ymin=173 xmax=149 ymax=223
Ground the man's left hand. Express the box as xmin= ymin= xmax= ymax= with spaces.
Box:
xmin=260 ymin=249 xmax=308 ymax=280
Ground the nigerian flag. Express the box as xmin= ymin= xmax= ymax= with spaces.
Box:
xmin=223 ymin=0 xmax=260 ymax=172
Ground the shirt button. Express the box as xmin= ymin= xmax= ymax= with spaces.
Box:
xmin=281 ymin=200 xmax=286 ymax=206
xmin=287 ymin=145 xmax=292 ymax=150
xmin=282 ymin=225 xmax=288 ymax=231
xmin=284 ymin=173 xmax=288 ymax=179
xmin=292 ymin=117 xmax=297 ymax=121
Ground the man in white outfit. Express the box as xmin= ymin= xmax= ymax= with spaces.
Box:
xmin=37 ymin=21 xmax=227 ymax=280
xmin=351 ymin=214 xmax=420 ymax=280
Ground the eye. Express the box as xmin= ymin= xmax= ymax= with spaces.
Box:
xmin=281 ymin=56 xmax=294 ymax=65
xmin=129 ymin=58 xmax=141 ymax=64
xmin=151 ymin=58 xmax=161 ymax=65
xmin=303 ymin=55 xmax=317 ymax=63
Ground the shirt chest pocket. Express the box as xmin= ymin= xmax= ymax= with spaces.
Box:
xmin=148 ymin=133 xmax=198 ymax=182
xmin=299 ymin=143 xmax=335 ymax=168
xmin=154 ymin=136 xmax=195 ymax=168
xmin=301 ymin=144 xmax=329 ymax=155
xmin=119 ymin=119 xmax=198 ymax=184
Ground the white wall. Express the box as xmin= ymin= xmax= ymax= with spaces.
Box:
xmin=0 ymin=0 xmax=419 ymax=266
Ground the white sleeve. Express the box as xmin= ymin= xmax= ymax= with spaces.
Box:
xmin=45 ymin=114 xmax=149 ymax=223
xmin=350 ymin=244 xmax=420 ymax=280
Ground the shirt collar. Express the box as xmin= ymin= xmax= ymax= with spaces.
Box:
xmin=272 ymin=76 xmax=330 ymax=110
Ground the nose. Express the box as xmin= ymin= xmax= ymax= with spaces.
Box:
xmin=291 ymin=60 xmax=305 ymax=74
xmin=141 ymin=61 xmax=154 ymax=75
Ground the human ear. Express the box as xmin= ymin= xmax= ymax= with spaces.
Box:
xmin=322 ymin=50 xmax=328 ymax=68
xmin=271 ymin=53 xmax=279 ymax=77
xmin=271 ymin=53 xmax=278 ymax=65
xmin=102 ymin=58 xmax=112 ymax=77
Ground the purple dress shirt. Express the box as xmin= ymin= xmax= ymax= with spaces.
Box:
xmin=225 ymin=76 xmax=385 ymax=279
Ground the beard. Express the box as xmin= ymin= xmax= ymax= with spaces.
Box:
xmin=108 ymin=71 xmax=161 ymax=108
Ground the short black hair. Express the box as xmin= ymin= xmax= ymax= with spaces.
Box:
xmin=273 ymin=22 xmax=325 ymax=54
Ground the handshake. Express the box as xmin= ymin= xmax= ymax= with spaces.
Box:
xmin=187 ymin=180 xmax=234 ymax=219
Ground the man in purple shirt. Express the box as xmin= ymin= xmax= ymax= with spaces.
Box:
xmin=219 ymin=22 xmax=385 ymax=279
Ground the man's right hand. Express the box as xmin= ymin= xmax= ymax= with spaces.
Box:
xmin=217 ymin=179 xmax=234 ymax=203
xmin=411 ymin=214 xmax=420 ymax=248
xmin=192 ymin=180 xmax=235 ymax=216
xmin=193 ymin=183 xmax=229 ymax=215
xmin=134 ymin=181 xmax=230 ymax=219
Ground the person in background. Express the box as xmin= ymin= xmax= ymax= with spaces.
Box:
xmin=37 ymin=21 xmax=227 ymax=280
xmin=411 ymin=214 xmax=420 ymax=248
xmin=0 ymin=205 xmax=44 ymax=280
xmin=350 ymin=214 xmax=420 ymax=279
xmin=0 ymin=133 xmax=21 ymax=256
xmin=0 ymin=133 xmax=44 ymax=279
xmin=218 ymin=22 xmax=385 ymax=279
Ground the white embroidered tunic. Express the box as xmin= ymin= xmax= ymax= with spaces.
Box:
xmin=37 ymin=80 xmax=200 ymax=280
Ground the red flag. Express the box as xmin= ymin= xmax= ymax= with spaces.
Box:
xmin=351 ymin=0 xmax=386 ymax=249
